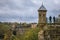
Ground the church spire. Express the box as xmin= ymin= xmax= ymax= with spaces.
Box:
xmin=38 ymin=2 xmax=47 ymax=11
xmin=42 ymin=2 xmax=43 ymax=5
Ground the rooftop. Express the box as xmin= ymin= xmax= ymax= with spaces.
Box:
xmin=38 ymin=4 xmax=47 ymax=10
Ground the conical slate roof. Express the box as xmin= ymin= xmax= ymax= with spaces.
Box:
xmin=38 ymin=4 xmax=47 ymax=10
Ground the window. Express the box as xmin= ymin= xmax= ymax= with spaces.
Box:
xmin=39 ymin=14 xmax=41 ymax=16
xmin=43 ymin=14 xmax=45 ymax=17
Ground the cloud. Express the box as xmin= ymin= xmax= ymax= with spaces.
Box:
xmin=0 ymin=0 xmax=60 ymax=23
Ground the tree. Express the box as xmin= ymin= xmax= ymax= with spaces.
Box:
xmin=0 ymin=24 xmax=11 ymax=35
xmin=10 ymin=35 xmax=20 ymax=40
xmin=49 ymin=16 xmax=52 ymax=23
xmin=0 ymin=24 xmax=11 ymax=40
xmin=4 ymin=29 xmax=12 ymax=40
xmin=23 ymin=28 xmax=40 ymax=40
xmin=53 ymin=16 xmax=55 ymax=23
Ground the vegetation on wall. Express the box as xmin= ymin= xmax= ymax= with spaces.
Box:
xmin=23 ymin=28 xmax=40 ymax=40
xmin=0 ymin=23 xmax=40 ymax=40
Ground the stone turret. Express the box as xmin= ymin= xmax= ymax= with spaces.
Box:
xmin=38 ymin=4 xmax=47 ymax=28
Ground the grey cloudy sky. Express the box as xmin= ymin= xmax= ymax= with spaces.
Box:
xmin=0 ymin=0 xmax=60 ymax=23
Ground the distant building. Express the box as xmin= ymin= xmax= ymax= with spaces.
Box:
xmin=31 ymin=23 xmax=37 ymax=28
xmin=55 ymin=15 xmax=60 ymax=23
xmin=11 ymin=23 xmax=32 ymax=35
